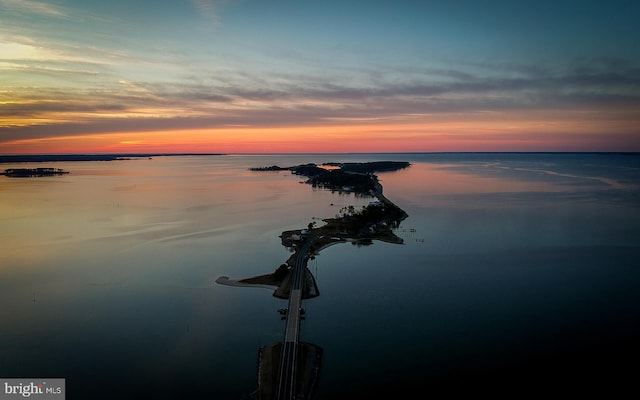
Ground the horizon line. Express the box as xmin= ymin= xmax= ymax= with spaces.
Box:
xmin=1 ymin=151 xmax=639 ymax=159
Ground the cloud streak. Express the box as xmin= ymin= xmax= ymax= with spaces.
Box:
xmin=2 ymin=56 xmax=638 ymax=134
xmin=191 ymin=0 xmax=232 ymax=25
xmin=2 ymin=68 xmax=638 ymax=145
xmin=0 ymin=0 xmax=66 ymax=17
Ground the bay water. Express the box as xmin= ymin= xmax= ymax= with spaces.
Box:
xmin=1 ymin=153 xmax=638 ymax=398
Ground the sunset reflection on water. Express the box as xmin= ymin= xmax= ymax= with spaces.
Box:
xmin=1 ymin=153 xmax=639 ymax=399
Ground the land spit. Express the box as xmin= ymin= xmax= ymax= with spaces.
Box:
xmin=216 ymin=161 xmax=410 ymax=400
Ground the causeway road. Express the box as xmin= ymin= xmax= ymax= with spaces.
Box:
xmin=275 ymin=238 xmax=314 ymax=400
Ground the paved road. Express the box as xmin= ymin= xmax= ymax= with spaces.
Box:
xmin=275 ymin=238 xmax=314 ymax=400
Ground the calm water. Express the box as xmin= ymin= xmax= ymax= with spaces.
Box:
xmin=1 ymin=153 xmax=639 ymax=398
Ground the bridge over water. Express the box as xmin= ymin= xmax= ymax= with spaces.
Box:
xmin=257 ymin=238 xmax=322 ymax=400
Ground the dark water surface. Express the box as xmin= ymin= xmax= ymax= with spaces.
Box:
xmin=1 ymin=153 xmax=639 ymax=398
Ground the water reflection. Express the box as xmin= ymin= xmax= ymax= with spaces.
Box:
xmin=1 ymin=154 xmax=639 ymax=399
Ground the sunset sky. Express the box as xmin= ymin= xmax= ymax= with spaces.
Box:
xmin=1 ymin=0 xmax=639 ymax=154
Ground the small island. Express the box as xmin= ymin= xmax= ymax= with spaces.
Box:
xmin=2 ymin=168 xmax=70 ymax=177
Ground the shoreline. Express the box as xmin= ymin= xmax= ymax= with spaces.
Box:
xmin=0 ymin=153 xmax=226 ymax=164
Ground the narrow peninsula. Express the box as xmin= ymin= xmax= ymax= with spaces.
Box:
xmin=220 ymin=161 xmax=410 ymax=297
xmin=217 ymin=160 xmax=410 ymax=400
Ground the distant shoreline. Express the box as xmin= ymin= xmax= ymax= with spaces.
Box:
xmin=0 ymin=154 xmax=226 ymax=163
xmin=1 ymin=152 xmax=637 ymax=164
